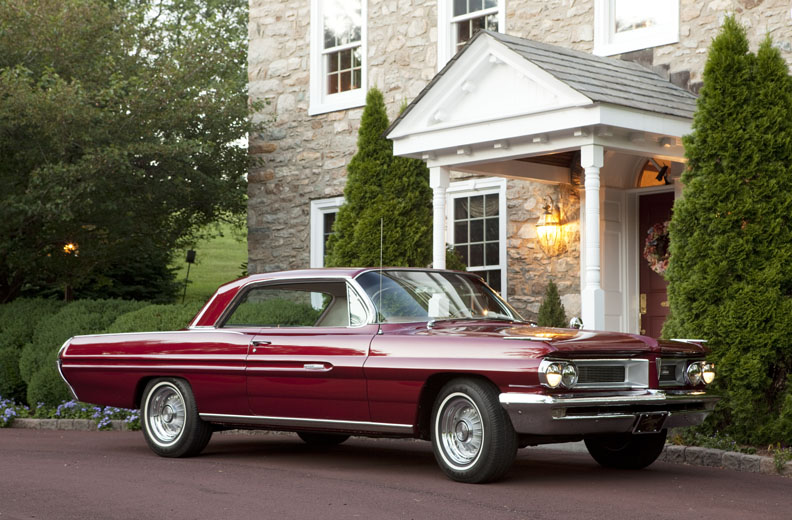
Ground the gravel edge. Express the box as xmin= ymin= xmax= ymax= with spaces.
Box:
xmin=8 ymin=419 xmax=791 ymax=477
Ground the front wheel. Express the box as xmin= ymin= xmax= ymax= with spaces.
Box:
xmin=584 ymin=430 xmax=667 ymax=469
xmin=431 ymin=379 xmax=517 ymax=483
xmin=141 ymin=378 xmax=213 ymax=458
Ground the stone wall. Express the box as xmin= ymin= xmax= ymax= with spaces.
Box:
xmin=247 ymin=0 xmax=791 ymax=320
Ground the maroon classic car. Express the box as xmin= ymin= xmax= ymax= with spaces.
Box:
xmin=58 ymin=268 xmax=718 ymax=483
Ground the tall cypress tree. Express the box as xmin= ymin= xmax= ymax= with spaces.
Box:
xmin=663 ymin=17 xmax=792 ymax=444
xmin=325 ymin=88 xmax=432 ymax=267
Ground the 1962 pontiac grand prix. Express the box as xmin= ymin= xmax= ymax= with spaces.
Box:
xmin=58 ymin=268 xmax=718 ymax=483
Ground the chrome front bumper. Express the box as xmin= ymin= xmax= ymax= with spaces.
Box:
xmin=499 ymin=390 xmax=719 ymax=436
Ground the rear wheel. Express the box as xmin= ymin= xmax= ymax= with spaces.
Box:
xmin=584 ymin=430 xmax=667 ymax=469
xmin=297 ymin=432 xmax=350 ymax=446
xmin=431 ymin=379 xmax=517 ymax=483
xmin=141 ymin=378 xmax=212 ymax=457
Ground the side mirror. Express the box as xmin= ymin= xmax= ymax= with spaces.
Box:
xmin=569 ymin=317 xmax=583 ymax=329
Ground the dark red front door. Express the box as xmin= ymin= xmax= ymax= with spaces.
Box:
xmin=638 ymin=191 xmax=674 ymax=338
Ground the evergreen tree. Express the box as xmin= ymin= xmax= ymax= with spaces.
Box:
xmin=325 ymin=88 xmax=432 ymax=267
xmin=663 ymin=17 xmax=792 ymax=444
xmin=537 ymin=280 xmax=567 ymax=328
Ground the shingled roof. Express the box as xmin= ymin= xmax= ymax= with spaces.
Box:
xmin=388 ymin=30 xmax=697 ymax=135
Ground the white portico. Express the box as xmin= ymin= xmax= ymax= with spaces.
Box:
xmin=386 ymin=31 xmax=695 ymax=332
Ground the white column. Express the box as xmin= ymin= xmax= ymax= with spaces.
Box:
xmin=581 ymin=144 xmax=605 ymax=330
xmin=430 ymin=166 xmax=450 ymax=269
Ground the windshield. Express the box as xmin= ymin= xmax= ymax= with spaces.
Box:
xmin=355 ymin=270 xmax=523 ymax=324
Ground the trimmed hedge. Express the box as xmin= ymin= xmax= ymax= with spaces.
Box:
xmin=1 ymin=298 xmax=204 ymax=406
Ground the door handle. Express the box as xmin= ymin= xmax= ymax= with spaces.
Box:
xmin=251 ymin=340 xmax=271 ymax=353
xmin=304 ymin=363 xmax=328 ymax=371
xmin=640 ymin=294 xmax=647 ymax=315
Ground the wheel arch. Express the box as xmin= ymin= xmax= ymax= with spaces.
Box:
xmin=415 ymin=373 xmax=499 ymax=440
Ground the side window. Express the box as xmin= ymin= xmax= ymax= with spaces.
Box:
xmin=447 ymin=178 xmax=507 ymax=295
xmin=310 ymin=196 xmax=344 ymax=268
xmin=224 ymin=282 xmax=359 ymax=328
xmin=309 ymin=0 xmax=367 ymax=115
xmin=594 ymin=0 xmax=679 ymax=56
xmin=438 ymin=0 xmax=505 ymax=69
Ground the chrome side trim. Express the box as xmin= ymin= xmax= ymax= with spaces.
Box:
xmin=56 ymin=338 xmax=79 ymax=401
xmin=199 ymin=413 xmax=413 ymax=434
xmin=61 ymin=364 xmax=245 ymax=372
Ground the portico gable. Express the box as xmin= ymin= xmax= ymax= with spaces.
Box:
xmin=387 ymin=31 xmax=696 ymax=332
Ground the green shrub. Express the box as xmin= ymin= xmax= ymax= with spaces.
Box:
xmin=326 ymin=88 xmax=432 ymax=268
xmin=663 ymin=18 xmax=792 ymax=444
xmin=0 ymin=298 xmax=64 ymax=350
xmin=20 ymin=299 xmax=145 ymax=406
xmin=105 ymin=302 xmax=203 ymax=333
xmin=0 ymin=347 xmax=26 ymax=404
xmin=537 ymin=280 xmax=567 ymax=328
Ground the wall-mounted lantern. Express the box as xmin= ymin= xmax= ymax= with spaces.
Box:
xmin=536 ymin=196 xmax=566 ymax=256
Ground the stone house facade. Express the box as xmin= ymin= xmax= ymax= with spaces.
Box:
xmin=247 ymin=0 xmax=792 ymax=331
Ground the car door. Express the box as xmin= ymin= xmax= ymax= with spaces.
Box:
xmin=223 ymin=279 xmax=376 ymax=422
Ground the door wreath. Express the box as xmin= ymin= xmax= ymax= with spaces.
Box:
xmin=643 ymin=220 xmax=670 ymax=275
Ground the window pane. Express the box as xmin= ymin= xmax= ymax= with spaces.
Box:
xmin=324 ymin=0 xmax=362 ymax=50
xmin=454 ymin=221 xmax=468 ymax=243
xmin=484 ymin=0 xmax=497 ymax=8
xmin=469 ymin=195 xmax=484 ymax=218
xmin=455 ymin=21 xmax=471 ymax=49
xmin=225 ymin=287 xmax=328 ymax=327
xmin=352 ymin=48 xmax=361 ymax=67
xmin=485 ymin=13 xmax=498 ymax=31
xmin=470 ymin=219 xmax=484 ymax=243
xmin=352 ymin=69 xmax=361 ymax=89
xmin=340 ymin=71 xmax=351 ymax=91
xmin=453 ymin=0 xmax=467 ymax=17
xmin=469 ymin=0 xmax=482 ymax=12
xmin=485 ymin=193 xmax=499 ymax=216
xmin=454 ymin=198 xmax=468 ymax=220
xmin=485 ymin=217 xmax=498 ymax=242
xmin=470 ymin=243 xmax=484 ymax=266
xmin=327 ymin=73 xmax=338 ymax=94
xmin=340 ymin=49 xmax=351 ymax=70
xmin=485 ymin=242 xmax=499 ymax=265
xmin=614 ymin=0 xmax=675 ymax=34
xmin=487 ymin=269 xmax=501 ymax=293
xmin=455 ymin=245 xmax=468 ymax=265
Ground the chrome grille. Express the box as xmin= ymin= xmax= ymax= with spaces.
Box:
xmin=569 ymin=359 xmax=649 ymax=389
xmin=578 ymin=365 xmax=626 ymax=384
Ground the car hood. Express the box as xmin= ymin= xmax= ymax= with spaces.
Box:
xmin=421 ymin=321 xmax=707 ymax=357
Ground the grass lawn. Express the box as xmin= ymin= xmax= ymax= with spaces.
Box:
xmin=171 ymin=223 xmax=247 ymax=304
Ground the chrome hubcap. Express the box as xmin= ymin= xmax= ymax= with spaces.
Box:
xmin=437 ymin=393 xmax=484 ymax=469
xmin=146 ymin=383 xmax=186 ymax=446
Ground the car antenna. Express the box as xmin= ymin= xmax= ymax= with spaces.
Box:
xmin=377 ymin=217 xmax=384 ymax=335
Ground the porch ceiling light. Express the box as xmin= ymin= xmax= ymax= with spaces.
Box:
xmin=536 ymin=196 xmax=566 ymax=257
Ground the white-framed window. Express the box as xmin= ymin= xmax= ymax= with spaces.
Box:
xmin=437 ymin=0 xmax=506 ymax=69
xmin=309 ymin=0 xmax=367 ymax=115
xmin=594 ymin=0 xmax=679 ymax=57
xmin=310 ymin=196 xmax=344 ymax=267
xmin=447 ymin=178 xmax=507 ymax=296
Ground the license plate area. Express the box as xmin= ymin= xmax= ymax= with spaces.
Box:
xmin=632 ymin=412 xmax=668 ymax=434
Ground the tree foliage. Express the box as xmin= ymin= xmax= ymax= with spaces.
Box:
xmin=537 ymin=280 xmax=567 ymax=328
xmin=663 ymin=17 xmax=792 ymax=444
xmin=325 ymin=88 xmax=432 ymax=267
xmin=0 ymin=0 xmax=252 ymax=302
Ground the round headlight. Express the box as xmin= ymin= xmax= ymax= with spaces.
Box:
xmin=561 ymin=363 xmax=578 ymax=388
xmin=686 ymin=362 xmax=703 ymax=386
xmin=702 ymin=362 xmax=716 ymax=385
xmin=545 ymin=363 xmax=563 ymax=388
